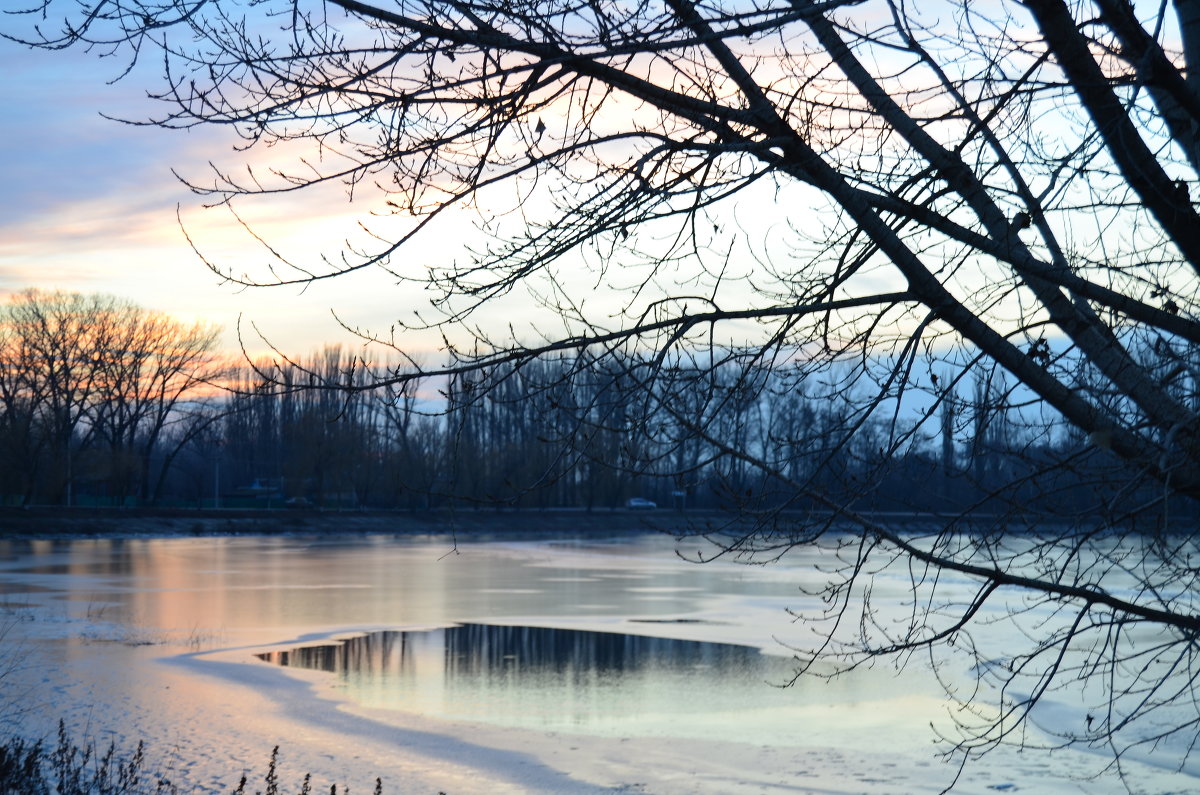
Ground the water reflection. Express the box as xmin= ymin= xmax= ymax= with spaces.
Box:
xmin=259 ymin=624 xmax=790 ymax=735
xmin=261 ymin=623 xmax=764 ymax=676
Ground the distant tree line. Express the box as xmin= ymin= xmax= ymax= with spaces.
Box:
xmin=0 ymin=290 xmax=1172 ymax=519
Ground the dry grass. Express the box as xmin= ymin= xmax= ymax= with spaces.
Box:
xmin=0 ymin=724 xmax=388 ymax=795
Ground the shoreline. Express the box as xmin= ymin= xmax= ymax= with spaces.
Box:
xmin=0 ymin=505 xmax=1082 ymax=540
xmin=0 ymin=506 xmax=736 ymax=539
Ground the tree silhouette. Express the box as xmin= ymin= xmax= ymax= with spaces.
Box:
xmin=0 ymin=290 xmax=221 ymax=504
xmin=10 ymin=0 xmax=1200 ymax=782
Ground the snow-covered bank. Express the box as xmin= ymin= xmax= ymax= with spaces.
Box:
xmin=2 ymin=534 xmax=1195 ymax=793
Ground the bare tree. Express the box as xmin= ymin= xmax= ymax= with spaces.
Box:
xmin=3 ymin=290 xmax=114 ymax=504
xmin=0 ymin=290 xmax=222 ymax=504
xmin=88 ymin=300 xmax=223 ymax=501
xmin=12 ymin=0 xmax=1200 ymax=784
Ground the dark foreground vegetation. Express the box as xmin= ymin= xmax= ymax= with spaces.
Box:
xmin=0 ymin=724 xmax=389 ymax=795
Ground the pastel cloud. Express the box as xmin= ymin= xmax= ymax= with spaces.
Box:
xmin=0 ymin=37 xmax=644 ymax=364
xmin=0 ymin=43 xmax=456 ymax=359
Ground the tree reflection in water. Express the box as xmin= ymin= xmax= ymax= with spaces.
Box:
xmin=260 ymin=624 xmax=766 ymax=677
xmin=257 ymin=624 xmax=789 ymax=732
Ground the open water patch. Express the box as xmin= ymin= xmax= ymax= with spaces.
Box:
xmin=258 ymin=623 xmax=798 ymax=739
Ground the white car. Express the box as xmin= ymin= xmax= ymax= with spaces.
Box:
xmin=626 ymin=497 xmax=657 ymax=509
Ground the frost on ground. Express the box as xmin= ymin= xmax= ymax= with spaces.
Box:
xmin=0 ymin=534 xmax=1196 ymax=794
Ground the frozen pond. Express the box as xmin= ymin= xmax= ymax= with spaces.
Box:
xmin=0 ymin=531 xmax=1196 ymax=793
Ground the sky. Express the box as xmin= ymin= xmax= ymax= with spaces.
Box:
xmin=0 ymin=33 xmax=794 ymax=370
xmin=0 ymin=38 xmax=448 ymax=363
xmin=0 ymin=7 xmax=1016 ymax=375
